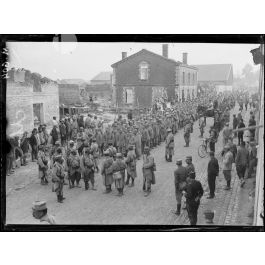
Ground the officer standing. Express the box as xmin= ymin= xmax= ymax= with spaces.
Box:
xmin=183 ymin=175 xmax=204 ymax=225
xmin=142 ymin=146 xmax=155 ymax=197
xmin=67 ymin=150 xmax=81 ymax=188
xmin=52 ymin=153 xmax=66 ymax=203
xmin=125 ymin=145 xmax=137 ymax=187
xmin=174 ymin=159 xmax=188 ymax=215
xmin=185 ymin=156 xmax=196 ymax=179
xmin=207 ymin=151 xmax=219 ymax=199
xmin=101 ymin=150 xmax=114 ymax=194
xmin=165 ymin=128 xmax=174 ymax=162
xmin=184 ymin=121 xmax=191 ymax=147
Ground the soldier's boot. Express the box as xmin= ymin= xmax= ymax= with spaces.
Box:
xmin=85 ymin=181 xmax=89 ymax=190
xmin=44 ymin=177 xmax=49 ymax=184
xmin=169 ymin=155 xmax=172 ymax=162
xmin=125 ymin=176 xmax=130 ymax=186
xmin=165 ymin=155 xmax=168 ymax=162
xmin=57 ymin=195 xmax=63 ymax=203
xmin=129 ymin=178 xmax=134 ymax=187
xmin=76 ymin=181 xmax=81 ymax=188
xmin=175 ymin=204 xmax=181 ymax=215
xmin=144 ymin=187 xmax=151 ymax=197
xmin=143 ymin=182 xmax=146 ymax=191
xmin=61 ymin=194 xmax=66 ymax=200
xmin=41 ymin=178 xmax=46 ymax=185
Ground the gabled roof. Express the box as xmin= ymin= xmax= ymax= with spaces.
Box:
xmin=91 ymin=71 xmax=112 ymax=81
xmin=192 ymin=64 xmax=233 ymax=82
xmin=111 ymin=49 xmax=179 ymax=68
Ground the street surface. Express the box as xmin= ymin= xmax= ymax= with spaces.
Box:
xmin=6 ymin=104 xmax=254 ymax=225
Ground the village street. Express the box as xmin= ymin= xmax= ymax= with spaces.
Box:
xmin=6 ymin=104 xmax=253 ymax=225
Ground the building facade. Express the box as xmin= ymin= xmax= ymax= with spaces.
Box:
xmin=192 ymin=64 xmax=233 ymax=93
xmin=111 ymin=46 xmax=198 ymax=109
xmin=6 ymin=69 xmax=59 ymax=137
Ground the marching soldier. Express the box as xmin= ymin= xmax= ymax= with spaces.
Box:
xmin=112 ymin=153 xmax=127 ymax=196
xmin=81 ymin=147 xmax=96 ymax=190
xmin=107 ymin=142 xmax=117 ymax=160
xmin=183 ymin=174 xmax=204 ymax=225
xmin=37 ymin=145 xmax=49 ymax=185
xmin=165 ymin=128 xmax=174 ymax=162
xmin=174 ymin=159 xmax=188 ymax=215
xmin=142 ymin=146 xmax=155 ymax=197
xmin=51 ymin=153 xmax=66 ymax=203
xmin=199 ymin=114 xmax=205 ymax=137
xmin=222 ymin=122 xmax=233 ymax=147
xmin=185 ymin=156 xmax=196 ymax=179
xmin=184 ymin=121 xmax=191 ymax=147
xmin=101 ymin=150 xmax=114 ymax=193
xmin=91 ymin=138 xmax=100 ymax=172
xmin=125 ymin=145 xmax=137 ymax=187
xmin=67 ymin=149 xmax=81 ymax=188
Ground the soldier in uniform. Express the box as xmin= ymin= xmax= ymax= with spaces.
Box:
xmin=81 ymin=147 xmax=96 ymax=190
xmin=125 ymin=145 xmax=137 ymax=187
xmin=32 ymin=201 xmax=56 ymax=224
xmin=37 ymin=145 xmax=49 ymax=185
xmin=111 ymin=153 xmax=127 ymax=196
xmin=183 ymin=121 xmax=191 ymax=147
xmin=91 ymin=138 xmax=99 ymax=172
xmin=101 ymin=150 xmax=114 ymax=193
xmin=222 ymin=144 xmax=234 ymax=190
xmin=107 ymin=142 xmax=117 ymax=160
xmin=52 ymin=153 xmax=66 ymax=203
xmin=185 ymin=156 xmax=196 ymax=179
xmin=199 ymin=114 xmax=205 ymax=138
xmin=222 ymin=123 xmax=233 ymax=147
xmin=174 ymin=159 xmax=188 ymax=215
xmin=67 ymin=149 xmax=81 ymax=188
xmin=142 ymin=146 xmax=155 ymax=197
xmin=183 ymin=175 xmax=204 ymax=225
xmin=165 ymin=128 xmax=174 ymax=162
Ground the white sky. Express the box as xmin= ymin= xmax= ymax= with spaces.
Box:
xmin=7 ymin=42 xmax=260 ymax=81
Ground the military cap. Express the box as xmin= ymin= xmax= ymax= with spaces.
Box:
xmin=176 ymin=159 xmax=182 ymax=165
xmin=224 ymin=144 xmax=230 ymax=149
xmin=55 ymin=141 xmax=60 ymax=145
xmin=54 ymin=154 xmax=63 ymax=162
xmin=69 ymin=140 xmax=74 ymax=145
xmin=32 ymin=201 xmax=47 ymax=211
xmin=225 ymin=122 xmax=229 ymax=126
xmin=186 ymin=156 xmax=192 ymax=160
xmin=116 ymin=153 xmax=122 ymax=158
xmin=167 ymin=128 xmax=172 ymax=132
xmin=128 ymin=145 xmax=134 ymax=150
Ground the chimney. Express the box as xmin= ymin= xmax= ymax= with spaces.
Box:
xmin=182 ymin=53 xmax=188 ymax=64
xmin=122 ymin=52 xmax=127 ymax=59
xmin=162 ymin=44 xmax=168 ymax=58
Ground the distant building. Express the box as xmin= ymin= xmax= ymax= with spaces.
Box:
xmin=84 ymin=84 xmax=112 ymax=102
xmin=192 ymin=64 xmax=233 ymax=93
xmin=90 ymin=72 xmax=112 ymax=85
xmin=6 ymin=69 xmax=59 ymax=136
xmin=111 ymin=45 xmax=198 ymax=109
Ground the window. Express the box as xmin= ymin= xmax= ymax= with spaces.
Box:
xmin=182 ymin=72 xmax=185 ymax=85
xmin=188 ymin=73 xmax=191 ymax=85
xmin=139 ymin=61 xmax=149 ymax=80
xmin=125 ymin=88 xmax=133 ymax=104
xmin=33 ymin=103 xmax=44 ymax=126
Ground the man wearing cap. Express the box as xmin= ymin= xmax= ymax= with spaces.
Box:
xmin=237 ymin=118 xmax=245 ymax=146
xmin=183 ymin=173 xmax=204 ymax=225
xmin=235 ymin=141 xmax=249 ymax=187
xmin=125 ymin=145 xmax=137 ymax=187
xmin=81 ymin=147 xmax=96 ymax=190
xmin=37 ymin=145 xmax=49 ymax=185
xmin=174 ymin=159 xmax=188 ymax=215
xmin=90 ymin=138 xmax=100 ymax=172
xmin=107 ymin=142 xmax=117 ymax=161
xmin=67 ymin=149 xmax=81 ymax=188
xmin=111 ymin=153 xmax=127 ymax=196
xmin=101 ymin=150 xmax=114 ymax=193
xmin=142 ymin=146 xmax=155 ymax=197
xmin=199 ymin=114 xmax=205 ymax=138
xmin=165 ymin=128 xmax=174 ymax=162
xmin=50 ymin=140 xmax=61 ymax=165
xmin=207 ymin=151 xmax=219 ymax=198
xmin=32 ymin=201 xmax=56 ymax=224
xmin=141 ymin=125 xmax=150 ymax=154
xmin=183 ymin=121 xmax=191 ymax=147
xmin=222 ymin=144 xmax=234 ymax=190
xmin=185 ymin=156 xmax=196 ymax=179
xmin=52 ymin=153 xmax=66 ymax=203
xmin=247 ymin=141 xmax=257 ymax=179
xmin=20 ymin=131 xmax=30 ymax=166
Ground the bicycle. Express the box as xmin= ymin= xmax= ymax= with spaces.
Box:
xmin=198 ymin=138 xmax=210 ymax=158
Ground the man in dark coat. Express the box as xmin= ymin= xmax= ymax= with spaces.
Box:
xmin=207 ymin=151 xmax=219 ymax=198
xmin=232 ymin=114 xmax=238 ymax=138
xmin=235 ymin=141 xmax=249 ymax=187
xmin=183 ymin=175 xmax=204 ymax=225
xmin=237 ymin=119 xmax=245 ymax=146
xmin=29 ymin=128 xmax=38 ymax=161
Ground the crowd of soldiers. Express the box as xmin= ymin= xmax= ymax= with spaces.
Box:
xmin=7 ymin=88 xmax=260 ymax=225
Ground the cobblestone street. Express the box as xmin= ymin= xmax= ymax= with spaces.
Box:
xmin=6 ymin=104 xmax=254 ymax=225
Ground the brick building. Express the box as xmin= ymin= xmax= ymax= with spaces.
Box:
xmin=6 ymin=69 xmax=59 ymax=137
xmin=111 ymin=45 xmax=198 ymax=109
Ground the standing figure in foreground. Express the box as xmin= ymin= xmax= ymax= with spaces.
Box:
xmin=142 ymin=147 xmax=155 ymax=197
xmin=174 ymin=159 xmax=188 ymax=215
xmin=222 ymin=145 xmax=234 ymax=190
xmin=37 ymin=145 xmax=49 ymax=185
xmin=235 ymin=141 xmax=249 ymax=187
xmin=112 ymin=153 xmax=127 ymax=196
xmin=101 ymin=150 xmax=114 ymax=194
xmin=32 ymin=201 xmax=56 ymax=224
xmin=183 ymin=175 xmax=204 ymax=225
xmin=125 ymin=145 xmax=137 ymax=187
xmin=207 ymin=151 xmax=219 ymax=199
xmin=52 ymin=153 xmax=66 ymax=203
xmin=67 ymin=149 xmax=81 ymax=188
xmin=184 ymin=121 xmax=191 ymax=147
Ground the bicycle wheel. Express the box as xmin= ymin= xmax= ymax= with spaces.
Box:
xmin=198 ymin=144 xmax=207 ymax=158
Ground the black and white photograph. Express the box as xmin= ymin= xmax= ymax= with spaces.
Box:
xmin=1 ymin=36 xmax=264 ymax=229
